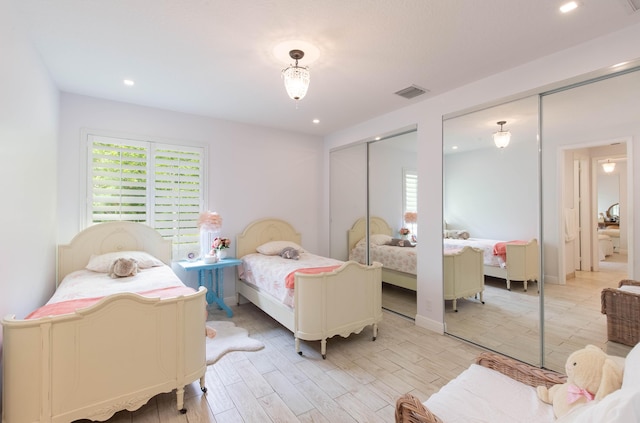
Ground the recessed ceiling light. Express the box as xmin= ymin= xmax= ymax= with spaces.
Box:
xmin=452 ymin=146 xmax=459 ymax=150
xmin=375 ymin=136 xmax=381 ymax=141
xmin=312 ymin=119 xmax=320 ymax=124
xmin=560 ymin=1 xmax=578 ymax=13
xmin=612 ymin=61 xmax=629 ymax=68
xmin=123 ymin=79 xmax=135 ymax=86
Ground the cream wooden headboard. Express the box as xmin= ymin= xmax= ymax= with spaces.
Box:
xmin=57 ymin=222 xmax=172 ymax=283
xmin=347 ymin=216 xmax=394 ymax=252
xmin=236 ymin=218 xmax=302 ymax=258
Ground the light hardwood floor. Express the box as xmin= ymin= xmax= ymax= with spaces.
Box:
xmin=77 ymin=254 xmax=632 ymax=422
xmin=78 ymin=301 xmax=485 ymax=423
xmin=380 ymin=253 xmax=632 ymax=372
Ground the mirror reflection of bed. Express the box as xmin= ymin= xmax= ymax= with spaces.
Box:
xmin=348 ymin=217 xmax=417 ymax=318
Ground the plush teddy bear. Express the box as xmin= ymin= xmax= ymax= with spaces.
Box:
xmin=108 ymin=257 xmax=139 ymax=278
xmin=537 ymin=344 xmax=624 ymax=419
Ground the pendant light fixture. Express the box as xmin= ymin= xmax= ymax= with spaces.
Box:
xmin=602 ymin=160 xmax=616 ymax=173
xmin=282 ymin=49 xmax=310 ymax=101
xmin=493 ymin=121 xmax=511 ymax=149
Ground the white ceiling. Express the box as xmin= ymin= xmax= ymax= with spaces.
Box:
xmin=10 ymin=0 xmax=640 ymax=136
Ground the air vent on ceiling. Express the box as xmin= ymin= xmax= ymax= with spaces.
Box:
xmin=626 ymin=0 xmax=640 ymax=12
xmin=394 ymin=85 xmax=429 ymax=99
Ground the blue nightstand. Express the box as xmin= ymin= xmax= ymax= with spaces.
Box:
xmin=178 ymin=258 xmax=242 ymax=317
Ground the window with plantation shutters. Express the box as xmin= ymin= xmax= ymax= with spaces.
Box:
xmin=403 ymin=168 xmax=417 ymax=214
xmin=403 ymin=168 xmax=418 ymax=235
xmin=88 ymin=134 xmax=204 ymax=258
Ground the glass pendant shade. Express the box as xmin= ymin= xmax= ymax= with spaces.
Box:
xmin=602 ymin=161 xmax=616 ymax=173
xmin=493 ymin=121 xmax=511 ymax=148
xmin=282 ymin=65 xmax=310 ymax=100
xmin=493 ymin=130 xmax=511 ymax=148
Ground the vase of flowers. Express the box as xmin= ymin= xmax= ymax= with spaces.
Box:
xmin=212 ymin=237 xmax=231 ymax=260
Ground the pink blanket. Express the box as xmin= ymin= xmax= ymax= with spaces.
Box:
xmin=285 ymin=265 xmax=341 ymax=289
xmin=26 ymin=285 xmax=196 ymax=320
xmin=493 ymin=240 xmax=528 ymax=262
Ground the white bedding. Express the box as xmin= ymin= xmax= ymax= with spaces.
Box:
xmin=47 ymin=265 xmax=186 ymax=304
xmin=443 ymin=238 xmax=505 ymax=268
xmin=425 ymin=363 xmax=554 ymax=423
xmin=238 ymin=252 xmax=344 ymax=308
xmin=349 ymin=242 xmax=417 ymax=275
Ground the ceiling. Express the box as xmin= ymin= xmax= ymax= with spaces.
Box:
xmin=10 ymin=0 xmax=640 ymax=136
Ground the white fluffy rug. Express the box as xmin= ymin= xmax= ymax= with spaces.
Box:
xmin=205 ymin=321 xmax=264 ymax=365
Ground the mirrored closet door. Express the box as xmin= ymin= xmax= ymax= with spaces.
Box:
xmin=442 ymin=96 xmax=542 ymax=366
xmin=329 ymin=128 xmax=418 ymax=319
xmin=540 ymin=66 xmax=638 ymax=371
xmin=443 ymin=63 xmax=639 ymax=372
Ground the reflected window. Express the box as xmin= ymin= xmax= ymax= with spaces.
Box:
xmin=403 ymin=168 xmax=418 ymax=239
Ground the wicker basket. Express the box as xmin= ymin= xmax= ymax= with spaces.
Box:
xmin=395 ymin=352 xmax=566 ymax=423
xmin=601 ymin=279 xmax=640 ymax=347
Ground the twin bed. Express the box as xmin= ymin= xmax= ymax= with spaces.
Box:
xmin=348 ymin=216 xmax=539 ymax=292
xmin=2 ymin=222 xmax=207 ymax=423
xmin=235 ymin=218 xmax=382 ymax=359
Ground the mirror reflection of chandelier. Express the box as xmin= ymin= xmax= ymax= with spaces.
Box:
xmin=281 ymin=50 xmax=310 ymax=102
xmin=602 ymin=159 xmax=616 ymax=173
xmin=493 ymin=120 xmax=511 ymax=149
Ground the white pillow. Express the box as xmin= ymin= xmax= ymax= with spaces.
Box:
xmin=370 ymin=234 xmax=392 ymax=245
xmin=256 ymin=241 xmax=305 ymax=255
xmin=86 ymin=251 xmax=164 ymax=272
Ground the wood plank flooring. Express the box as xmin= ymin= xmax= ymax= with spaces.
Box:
xmin=78 ymin=301 xmax=485 ymax=423
xmin=380 ymin=253 xmax=632 ymax=372
xmin=76 ymin=253 xmax=632 ymax=422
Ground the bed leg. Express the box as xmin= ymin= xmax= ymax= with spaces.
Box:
xmin=524 ymin=280 xmax=528 ymax=292
xmin=296 ymin=337 xmax=302 ymax=356
xmin=479 ymin=291 xmax=485 ymax=304
xmin=372 ymin=323 xmax=378 ymax=341
xmin=321 ymin=339 xmax=327 ymax=359
xmin=506 ymin=279 xmax=511 ymax=291
xmin=200 ymin=375 xmax=207 ymax=393
xmin=176 ymin=386 xmax=187 ymax=414
xmin=453 ymin=298 xmax=458 ymax=312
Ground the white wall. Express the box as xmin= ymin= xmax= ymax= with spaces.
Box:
xmin=444 ymin=141 xmax=538 ymax=241
xmin=0 ymin=0 xmax=59 ymax=403
xmin=58 ymin=93 xmax=323 ymax=297
xmin=324 ymin=22 xmax=640 ymax=333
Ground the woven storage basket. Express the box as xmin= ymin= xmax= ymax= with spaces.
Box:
xmin=601 ymin=279 xmax=640 ymax=347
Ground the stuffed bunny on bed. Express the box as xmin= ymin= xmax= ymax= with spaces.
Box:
xmin=108 ymin=257 xmax=139 ymax=278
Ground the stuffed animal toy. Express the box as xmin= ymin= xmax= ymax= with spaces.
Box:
xmin=108 ymin=257 xmax=139 ymax=278
xmin=280 ymin=246 xmax=300 ymax=260
xmin=537 ymin=344 xmax=623 ymax=419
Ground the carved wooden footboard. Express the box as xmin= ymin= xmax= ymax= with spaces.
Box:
xmin=236 ymin=218 xmax=382 ymax=358
xmin=2 ymin=222 xmax=208 ymax=423
xmin=2 ymin=288 xmax=207 ymax=423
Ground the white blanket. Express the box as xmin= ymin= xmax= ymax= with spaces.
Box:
xmin=48 ymin=265 xmax=186 ymax=304
xmin=238 ymin=252 xmax=343 ymax=308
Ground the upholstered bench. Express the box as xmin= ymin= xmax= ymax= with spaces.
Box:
xmin=396 ymin=343 xmax=640 ymax=422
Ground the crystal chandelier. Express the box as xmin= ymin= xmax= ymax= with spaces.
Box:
xmin=493 ymin=121 xmax=511 ymax=149
xmin=282 ymin=50 xmax=310 ymax=101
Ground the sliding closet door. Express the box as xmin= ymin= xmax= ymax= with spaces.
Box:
xmin=368 ymin=130 xmax=417 ymax=318
xmin=330 ymin=143 xmax=367 ymax=261
xmin=443 ymin=96 xmax=541 ymax=366
xmin=540 ymin=67 xmax=638 ymax=372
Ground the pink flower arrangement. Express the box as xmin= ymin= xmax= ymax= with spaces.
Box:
xmin=212 ymin=237 xmax=231 ymax=250
xmin=198 ymin=211 xmax=222 ymax=230
xmin=399 ymin=227 xmax=410 ymax=236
